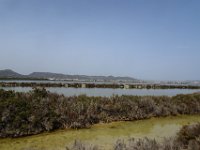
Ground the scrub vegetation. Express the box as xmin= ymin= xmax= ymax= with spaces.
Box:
xmin=1 ymin=82 xmax=200 ymax=89
xmin=0 ymin=88 xmax=200 ymax=138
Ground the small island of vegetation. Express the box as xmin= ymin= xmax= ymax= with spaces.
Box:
xmin=1 ymin=81 xmax=200 ymax=89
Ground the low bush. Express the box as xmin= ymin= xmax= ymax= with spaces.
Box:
xmin=0 ymin=88 xmax=200 ymax=137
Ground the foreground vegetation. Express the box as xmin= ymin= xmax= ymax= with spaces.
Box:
xmin=0 ymin=88 xmax=200 ymax=138
xmin=67 ymin=123 xmax=200 ymax=150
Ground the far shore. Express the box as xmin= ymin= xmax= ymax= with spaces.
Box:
xmin=1 ymin=80 xmax=200 ymax=89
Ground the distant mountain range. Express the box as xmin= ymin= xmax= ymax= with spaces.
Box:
xmin=0 ymin=69 xmax=200 ymax=85
xmin=0 ymin=69 xmax=139 ymax=82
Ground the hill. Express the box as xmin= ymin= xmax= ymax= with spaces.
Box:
xmin=28 ymin=72 xmax=138 ymax=82
xmin=0 ymin=69 xmax=138 ymax=82
xmin=0 ymin=69 xmax=24 ymax=78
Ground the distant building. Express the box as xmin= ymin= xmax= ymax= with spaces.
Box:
xmin=124 ymin=84 xmax=130 ymax=89
xmin=48 ymin=78 xmax=55 ymax=81
xmin=81 ymin=83 xmax=86 ymax=88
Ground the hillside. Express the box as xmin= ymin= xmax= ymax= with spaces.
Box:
xmin=0 ymin=69 xmax=138 ymax=82
xmin=0 ymin=69 xmax=23 ymax=78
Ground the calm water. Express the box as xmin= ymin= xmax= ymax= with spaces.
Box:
xmin=0 ymin=115 xmax=200 ymax=150
xmin=0 ymin=87 xmax=200 ymax=97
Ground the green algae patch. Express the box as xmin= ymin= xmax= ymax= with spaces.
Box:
xmin=0 ymin=115 xmax=200 ymax=150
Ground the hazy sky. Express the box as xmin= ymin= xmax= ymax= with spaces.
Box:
xmin=0 ymin=0 xmax=200 ymax=80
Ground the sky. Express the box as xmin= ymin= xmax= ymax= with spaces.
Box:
xmin=0 ymin=0 xmax=200 ymax=81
